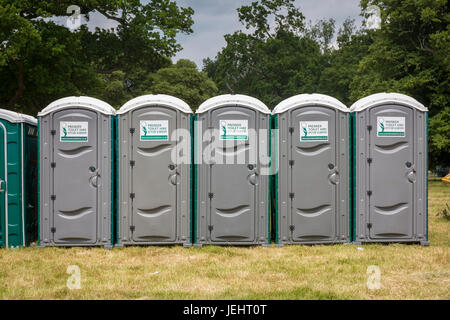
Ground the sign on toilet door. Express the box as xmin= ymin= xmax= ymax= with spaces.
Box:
xmin=219 ymin=120 xmax=248 ymax=140
xmin=140 ymin=120 xmax=169 ymax=141
xmin=299 ymin=121 xmax=328 ymax=142
xmin=377 ymin=117 xmax=405 ymax=137
xmin=60 ymin=122 xmax=88 ymax=142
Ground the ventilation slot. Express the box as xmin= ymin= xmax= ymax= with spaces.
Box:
xmin=216 ymin=144 xmax=250 ymax=156
xmin=57 ymin=146 xmax=92 ymax=158
xmin=216 ymin=205 xmax=250 ymax=218
xmin=137 ymin=205 xmax=172 ymax=218
xmin=296 ymin=205 xmax=331 ymax=217
xmin=137 ymin=144 xmax=172 ymax=157
xmin=58 ymin=207 xmax=93 ymax=220
xmin=296 ymin=143 xmax=331 ymax=156
xmin=374 ymin=203 xmax=408 ymax=216
xmin=374 ymin=141 xmax=408 ymax=154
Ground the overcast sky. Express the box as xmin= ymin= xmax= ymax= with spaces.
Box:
xmin=172 ymin=0 xmax=364 ymax=67
xmin=69 ymin=0 xmax=364 ymax=68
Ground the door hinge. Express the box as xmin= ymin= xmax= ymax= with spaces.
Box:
xmin=51 ymin=227 xmax=56 ymax=233
xmin=51 ymin=130 xmax=56 ymax=135
xmin=130 ymin=160 xmax=135 ymax=167
xmin=367 ymin=223 xmax=372 ymax=229
xmin=50 ymin=162 xmax=56 ymax=168
xmin=289 ymin=127 xmax=294 ymax=134
xmin=130 ymin=193 xmax=135 ymax=199
xmin=367 ymin=125 xmax=372 ymax=131
xmin=289 ymin=160 xmax=294 ymax=166
xmin=289 ymin=225 xmax=295 ymax=232
xmin=130 ymin=225 xmax=135 ymax=232
xmin=367 ymin=158 xmax=372 ymax=164
xmin=208 ymin=225 xmax=214 ymax=232
xmin=367 ymin=190 xmax=372 ymax=196
xmin=51 ymin=195 xmax=56 ymax=201
xmin=130 ymin=128 xmax=135 ymax=134
xmin=208 ymin=192 xmax=214 ymax=199
xmin=289 ymin=192 xmax=294 ymax=199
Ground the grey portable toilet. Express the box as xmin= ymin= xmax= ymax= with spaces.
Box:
xmin=194 ymin=94 xmax=271 ymax=246
xmin=0 ymin=109 xmax=38 ymax=248
xmin=350 ymin=93 xmax=429 ymax=245
xmin=38 ymin=96 xmax=116 ymax=248
xmin=272 ymin=94 xmax=351 ymax=245
xmin=116 ymin=95 xmax=193 ymax=247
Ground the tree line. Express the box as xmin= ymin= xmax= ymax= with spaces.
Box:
xmin=0 ymin=0 xmax=448 ymax=168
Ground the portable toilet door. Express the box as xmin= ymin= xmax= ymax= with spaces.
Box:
xmin=350 ymin=93 xmax=429 ymax=245
xmin=38 ymin=97 xmax=116 ymax=248
xmin=0 ymin=109 xmax=38 ymax=248
xmin=272 ymin=94 xmax=351 ymax=245
xmin=195 ymin=94 xmax=271 ymax=246
xmin=116 ymin=95 xmax=193 ymax=247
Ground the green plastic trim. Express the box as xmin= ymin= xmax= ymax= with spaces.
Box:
xmin=19 ymin=123 xmax=23 ymax=247
xmin=37 ymin=118 xmax=40 ymax=246
xmin=110 ymin=116 xmax=115 ymax=245
xmin=5 ymin=122 xmax=22 ymax=247
xmin=267 ymin=115 xmax=272 ymax=244
xmin=114 ymin=116 xmax=119 ymax=244
xmin=0 ymin=122 xmax=5 ymax=247
xmin=352 ymin=113 xmax=357 ymax=242
xmin=349 ymin=114 xmax=353 ymax=242
xmin=23 ymin=123 xmax=38 ymax=246
xmin=189 ymin=114 xmax=194 ymax=244
xmin=426 ymin=112 xmax=428 ymax=241
xmin=273 ymin=115 xmax=279 ymax=244
xmin=191 ymin=115 xmax=198 ymax=244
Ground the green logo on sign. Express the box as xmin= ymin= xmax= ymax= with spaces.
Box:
xmin=219 ymin=120 xmax=248 ymax=140
xmin=60 ymin=122 xmax=88 ymax=142
xmin=140 ymin=120 xmax=169 ymax=141
xmin=300 ymin=121 xmax=328 ymax=141
xmin=377 ymin=117 xmax=405 ymax=137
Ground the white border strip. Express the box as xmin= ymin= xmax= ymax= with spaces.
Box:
xmin=0 ymin=122 xmax=8 ymax=248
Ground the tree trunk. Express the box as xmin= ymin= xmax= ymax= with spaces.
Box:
xmin=7 ymin=58 xmax=25 ymax=109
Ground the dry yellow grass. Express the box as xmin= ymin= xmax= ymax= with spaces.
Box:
xmin=0 ymin=180 xmax=449 ymax=300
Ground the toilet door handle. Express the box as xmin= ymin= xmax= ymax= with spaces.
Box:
xmin=328 ymin=171 xmax=340 ymax=185
xmin=248 ymin=173 xmax=258 ymax=185
xmin=89 ymin=169 xmax=100 ymax=188
xmin=0 ymin=179 xmax=5 ymax=192
xmin=169 ymin=172 xmax=180 ymax=185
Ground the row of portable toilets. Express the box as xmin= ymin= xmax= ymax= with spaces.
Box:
xmin=0 ymin=93 xmax=429 ymax=248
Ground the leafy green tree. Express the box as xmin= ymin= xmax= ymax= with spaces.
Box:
xmin=146 ymin=59 xmax=218 ymax=111
xmin=0 ymin=0 xmax=194 ymax=114
xmin=350 ymin=0 xmax=449 ymax=168
xmin=429 ymin=107 xmax=450 ymax=168
xmin=204 ymin=0 xmax=323 ymax=107
xmin=306 ymin=18 xmax=336 ymax=53
xmin=318 ymin=19 xmax=374 ymax=106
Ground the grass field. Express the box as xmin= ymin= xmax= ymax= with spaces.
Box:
xmin=0 ymin=180 xmax=449 ymax=300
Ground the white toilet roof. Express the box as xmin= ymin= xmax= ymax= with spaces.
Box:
xmin=350 ymin=93 xmax=427 ymax=112
xmin=196 ymin=94 xmax=271 ymax=114
xmin=117 ymin=94 xmax=192 ymax=114
xmin=0 ymin=108 xmax=37 ymax=125
xmin=273 ymin=94 xmax=349 ymax=114
xmin=38 ymin=96 xmax=116 ymax=116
